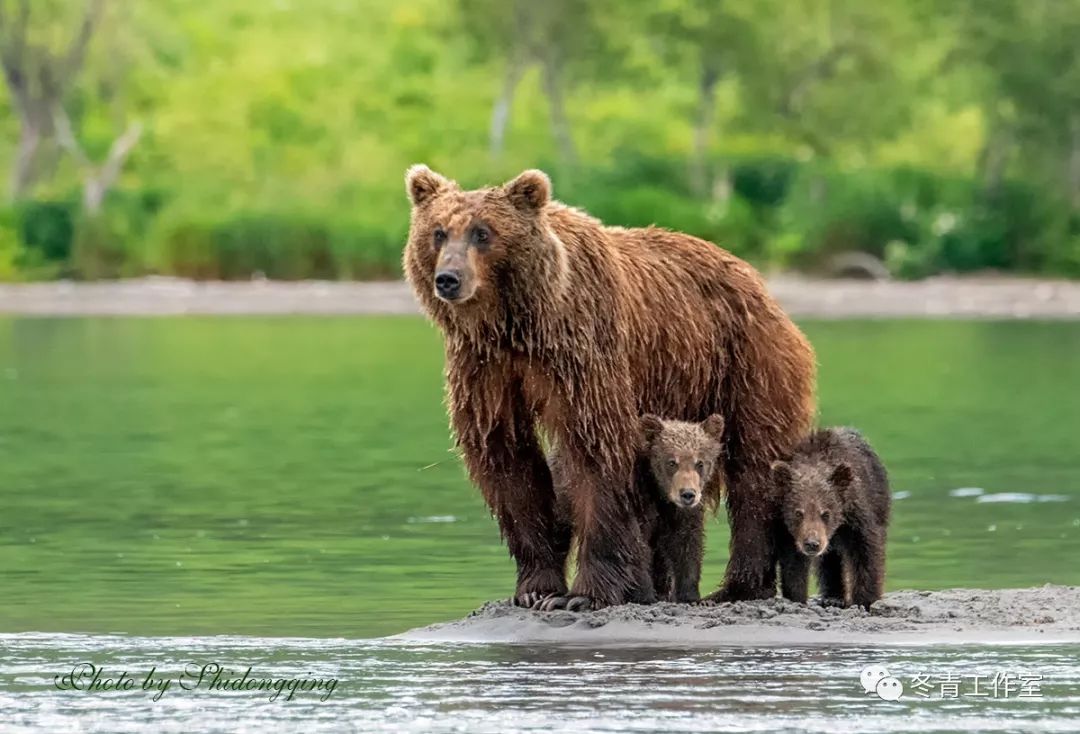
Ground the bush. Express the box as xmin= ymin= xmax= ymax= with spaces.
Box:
xmin=730 ymin=156 xmax=798 ymax=209
xmin=773 ymin=165 xmax=918 ymax=268
xmin=150 ymin=209 xmax=406 ymax=280
xmin=15 ymin=200 xmax=77 ymax=264
xmin=2 ymin=154 xmax=1077 ymax=281
xmin=773 ymin=165 xmax=1072 ymax=278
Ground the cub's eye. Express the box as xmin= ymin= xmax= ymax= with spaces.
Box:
xmin=473 ymin=227 xmax=490 ymax=245
xmin=795 ymin=510 xmax=804 ymax=519
xmin=821 ymin=511 xmax=831 ymax=521
xmin=666 ymin=459 xmax=677 ymax=469
xmin=433 ymin=228 xmax=447 ymax=247
xmin=694 ymin=460 xmax=705 ymax=472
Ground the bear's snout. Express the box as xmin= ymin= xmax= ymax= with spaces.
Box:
xmin=801 ymin=538 xmax=822 ymax=555
xmin=435 ymin=270 xmax=462 ymax=300
xmin=678 ymin=488 xmax=699 ymax=507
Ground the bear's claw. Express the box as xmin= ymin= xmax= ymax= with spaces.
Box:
xmin=513 ymin=591 xmax=557 ymax=608
xmin=536 ymin=595 xmax=597 ymax=612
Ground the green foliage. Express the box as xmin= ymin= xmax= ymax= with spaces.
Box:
xmin=0 ymin=0 xmax=1077 ymax=280
xmin=15 ymin=201 xmax=77 ymax=264
xmin=149 ymin=208 xmax=405 ymax=281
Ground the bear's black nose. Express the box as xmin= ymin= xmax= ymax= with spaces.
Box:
xmin=435 ymin=270 xmax=461 ymax=299
xmin=679 ymin=489 xmax=697 ymax=505
xmin=802 ymin=539 xmax=821 ymax=554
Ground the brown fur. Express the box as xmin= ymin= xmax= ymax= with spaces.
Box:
xmin=637 ymin=415 xmax=725 ymax=602
xmin=772 ymin=427 xmax=891 ymax=609
xmin=403 ymin=165 xmax=816 ymax=608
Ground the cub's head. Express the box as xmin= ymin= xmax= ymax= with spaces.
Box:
xmin=639 ymin=414 xmax=725 ymax=509
xmin=772 ymin=459 xmax=853 ymax=557
xmin=404 ymin=165 xmax=554 ymax=307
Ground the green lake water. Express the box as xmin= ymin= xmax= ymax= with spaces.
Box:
xmin=1 ymin=317 xmax=1079 ymax=732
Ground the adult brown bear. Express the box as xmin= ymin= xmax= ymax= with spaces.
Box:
xmin=403 ymin=165 xmax=816 ymax=610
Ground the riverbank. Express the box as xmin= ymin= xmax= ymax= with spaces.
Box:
xmin=1 ymin=274 xmax=1079 ymax=317
xmin=397 ymin=586 xmax=1080 ymax=645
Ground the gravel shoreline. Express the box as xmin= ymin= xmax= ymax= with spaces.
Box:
xmin=397 ymin=586 xmax=1080 ymax=646
xmin=1 ymin=274 xmax=1079 ymax=318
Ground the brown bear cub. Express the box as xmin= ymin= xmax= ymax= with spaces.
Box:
xmin=637 ymin=414 xmax=725 ymax=603
xmin=771 ymin=427 xmax=890 ymax=610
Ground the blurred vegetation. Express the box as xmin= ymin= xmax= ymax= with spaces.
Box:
xmin=0 ymin=0 xmax=1079 ymax=281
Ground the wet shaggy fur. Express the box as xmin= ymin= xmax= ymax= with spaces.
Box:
xmin=637 ymin=415 xmax=725 ymax=602
xmin=772 ymin=427 xmax=891 ymax=609
xmin=403 ymin=165 xmax=816 ymax=609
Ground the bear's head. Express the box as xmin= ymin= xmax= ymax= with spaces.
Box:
xmin=639 ymin=414 xmax=725 ymax=509
xmin=772 ymin=458 xmax=852 ymax=557
xmin=404 ymin=165 xmax=560 ymax=310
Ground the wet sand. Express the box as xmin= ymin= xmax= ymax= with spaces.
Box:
xmin=2 ymin=275 xmax=1079 ymax=318
xmin=397 ymin=586 xmax=1080 ymax=646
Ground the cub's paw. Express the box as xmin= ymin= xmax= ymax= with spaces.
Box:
xmin=537 ymin=595 xmax=601 ymax=613
xmin=819 ymin=596 xmax=847 ymax=608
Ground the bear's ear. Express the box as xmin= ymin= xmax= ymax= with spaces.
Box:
xmin=829 ymin=463 xmax=854 ymax=489
xmin=640 ymin=414 xmax=664 ymax=447
xmin=771 ymin=460 xmax=793 ymax=488
xmin=406 ymin=164 xmax=450 ymax=207
xmin=504 ymin=169 xmax=551 ymax=212
xmin=702 ymin=414 xmax=725 ymax=442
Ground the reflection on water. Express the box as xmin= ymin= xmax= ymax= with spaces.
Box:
xmin=0 ymin=318 xmax=1078 ymax=639
xmin=1 ymin=634 xmax=1078 ymax=732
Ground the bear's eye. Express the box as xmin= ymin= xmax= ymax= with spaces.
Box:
xmin=472 ymin=226 xmax=490 ymax=246
xmin=666 ymin=459 xmax=677 ymax=469
xmin=694 ymin=460 xmax=705 ymax=472
xmin=795 ymin=509 xmax=804 ymax=520
xmin=821 ymin=511 xmax=831 ymax=521
xmin=433 ymin=228 xmax=448 ymax=247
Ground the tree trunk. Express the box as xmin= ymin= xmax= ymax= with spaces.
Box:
xmin=80 ymin=121 xmax=143 ymax=215
xmin=691 ymin=62 xmax=720 ymax=196
xmin=10 ymin=122 xmax=40 ymax=200
xmin=490 ymin=59 xmax=526 ymax=160
xmin=540 ymin=53 xmax=576 ymax=166
xmin=1068 ymin=113 xmax=1080 ymax=213
xmin=977 ymin=112 xmax=1011 ymax=201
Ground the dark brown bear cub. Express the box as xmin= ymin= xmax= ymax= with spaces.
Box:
xmin=637 ymin=414 xmax=725 ymax=603
xmin=772 ymin=427 xmax=890 ymax=609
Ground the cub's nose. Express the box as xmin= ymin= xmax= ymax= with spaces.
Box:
xmin=435 ymin=270 xmax=461 ymax=299
xmin=679 ymin=489 xmax=697 ymax=506
xmin=802 ymin=539 xmax=821 ymax=555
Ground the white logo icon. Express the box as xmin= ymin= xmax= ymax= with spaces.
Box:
xmin=876 ymin=676 xmax=904 ymax=701
xmin=861 ymin=665 xmax=891 ymax=694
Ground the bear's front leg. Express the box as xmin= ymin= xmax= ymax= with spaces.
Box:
xmin=701 ymin=480 xmax=778 ymax=604
xmin=452 ymin=380 xmax=569 ymax=608
xmin=777 ymin=542 xmax=810 ymax=603
xmin=666 ymin=509 xmax=705 ymax=603
xmin=848 ymin=527 xmax=886 ymax=610
xmin=540 ymin=463 xmax=655 ymax=612
xmin=497 ymin=439 xmax=571 ymax=608
xmin=815 ymin=547 xmax=846 ymax=606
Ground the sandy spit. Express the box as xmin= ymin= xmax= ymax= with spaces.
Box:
xmin=396 ymin=586 xmax=1080 ymax=646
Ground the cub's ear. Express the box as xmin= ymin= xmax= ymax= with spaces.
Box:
xmin=504 ymin=169 xmax=551 ymax=211
xmin=405 ymin=164 xmax=450 ymax=207
xmin=639 ymin=414 xmax=664 ymax=447
xmin=829 ymin=463 xmax=854 ymax=489
xmin=771 ymin=460 xmax=793 ymax=488
xmin=702 ymin=414 xmax=725 ymax=442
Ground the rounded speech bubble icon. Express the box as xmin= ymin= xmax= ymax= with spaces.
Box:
xmin=876 ymin=676 xmax=904 ymax=701
xmin=860 ymin=665 xmax=890 ymax=694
